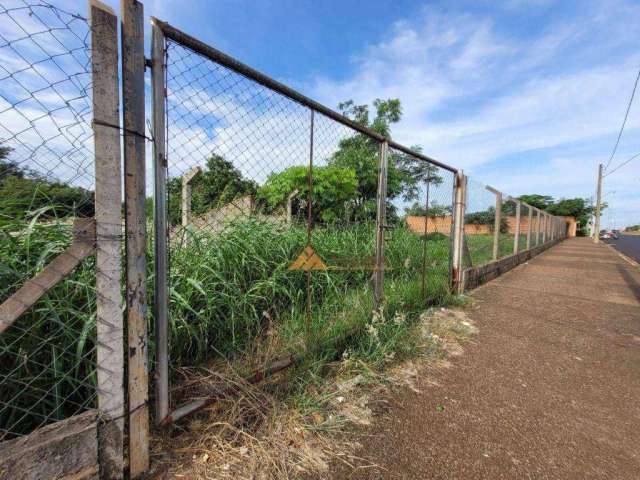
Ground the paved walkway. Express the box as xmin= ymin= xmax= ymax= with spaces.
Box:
xmin=334 ymin=237 xmax=640 ymax=479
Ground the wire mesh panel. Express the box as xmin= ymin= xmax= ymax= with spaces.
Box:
xmin=0 ymin=1 xmax=97 ymax=440
xmin=463 ymin=178 xmax=497 ymax=267
xmin=386 ymin=146 xmax=455 ymax=307
xmin=519 ymin=203 xmax=531 ymax=252
xmin=156 ymin=21 xmax=464 ymax=419
xmin=498 ymin=197 xmax=518 ymax=259
xmin=162 ymin=35 xmax=390 ymax=410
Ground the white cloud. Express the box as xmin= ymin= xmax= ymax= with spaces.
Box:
xmin=305 ymin=0 xmax=640 ymax=226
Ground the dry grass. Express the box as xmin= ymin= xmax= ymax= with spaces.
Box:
xmin=150 ymin=306 xmax=477 ymax=480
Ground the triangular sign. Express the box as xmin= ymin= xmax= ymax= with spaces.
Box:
xmin=288 ymin=246 xmax=327 ymax=271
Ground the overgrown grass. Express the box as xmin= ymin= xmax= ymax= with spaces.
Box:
xmin=464 ymin=233 xmax=529 ymax=266
xmin=0 ymin=217 xmax=97 ymax=439
xmin=1 ymin=216 xmax=455 ymax=436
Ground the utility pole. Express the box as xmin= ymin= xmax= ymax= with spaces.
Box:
xmin=594 ymin=163 xmax=603 ymax=243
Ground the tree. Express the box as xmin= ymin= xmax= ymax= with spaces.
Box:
xmin=465 ymin=207 xmax=508 ymax=233
xmin=517 ymin=194 xmax=601 ymax=235
xmin=258 ymin=165 xmax=358 ymax=223
xmin=394 ymin=145 xmax=443 ymax=201
xmin=405 ymin=202 xmax=451 ymax=217
xmin=546 ymin=197 xmax=597 ymax=234
xmin=518 ymin=194 xmax=553 ymax=210
xmin=329 ymin=99 xmax=406 ymax=220
xmin=167 ymin=155 xmax=257 ymax=225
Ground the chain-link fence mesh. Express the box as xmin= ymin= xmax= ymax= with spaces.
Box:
xmin=462 ymin=178 xmax=497 ymax=267
xmin=385 ymin=146 xmax=455 ymax=307
xmin=498 ymin=197 xmax=517 ymax=259
xmin=159 ymin=33 xmax=458 ymax=410
xmin=0 ymin=1 xmax=97 ymax=440
xmin=461 ymin=175 xmax=567 ymax=273
xmin=163 ymin=38 xmax=383 ymax=396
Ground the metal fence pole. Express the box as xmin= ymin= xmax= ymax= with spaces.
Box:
xmin=90 ymin=1 xmax=124 ymax=477
xmin=513 ymin=200 xmax=521 ymax=254
xmin=151 ymin=18 xmax=169 ymax=425
xmin=121 ymin=0 xmax=149 ymax=476
xmin=451 ymin=171 xmax=466 ymax=294
xmin=542 ymin=213 xmax=547 ymax=243
xmin=492 ymin=191 xmax=502 ymax=261
xmin=374 ymin=141 xmax=389 ymax=306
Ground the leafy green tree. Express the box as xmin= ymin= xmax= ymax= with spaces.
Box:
xmin=465 ymin=207 xmax=508 ymax=233
xmin=258 ymin=165 xmax=358 ymax=223
xmin=394 ymin=145 xmax=444 ymax=201
xmin=168 ymin=155 xmax=257 ymax=225
xmin=405 ymin=202 xmax=451 ymax=217
xmin=329 ymin=99 xmax=403 ymax=212
xmin=546 ymin=197 xmax=598 ymax=234
xmin=329 ymin=99 xmax=443 ymax=221
xmin=518 ymin=194 xmax=554 ymax=210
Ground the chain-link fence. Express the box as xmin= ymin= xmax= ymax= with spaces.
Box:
xmin=149 ymin=21 xmax=460 ymax=420
xmin=463 ymin=178 xmax=498 ymax=267
xmin=0 ymin=1 xmax=99 ymax=441
xmin=385 ymin=146 xmax=455 ymax=308
xmin=461 ymin=176 xmax=568 ymax=273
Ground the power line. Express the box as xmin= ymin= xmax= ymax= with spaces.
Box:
xmin=604 ymin=65 xmax=640 ymax=172
xmin=604 ymin=150 xmax=640 ymax=177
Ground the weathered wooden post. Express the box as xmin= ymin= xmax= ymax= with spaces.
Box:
xmin=121 ymin=0 xmax=149 ymax=476
xmin=181 ymin=166 xmax=203 ymax=228
xmin=374 ymin=141 xmax=389 ymax=306
xmin=90 ymin=1 xmax=124 ymax=477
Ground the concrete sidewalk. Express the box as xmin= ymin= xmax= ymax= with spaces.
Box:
xmin=334 ymin=237 xmax=640 ymax=479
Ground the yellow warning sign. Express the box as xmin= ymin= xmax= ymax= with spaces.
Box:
xmin=288 ymin=246 xmax=328 ymax=271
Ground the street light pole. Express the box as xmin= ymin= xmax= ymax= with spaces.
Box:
xmin=594 ymin=163 xmax=603 ymax=244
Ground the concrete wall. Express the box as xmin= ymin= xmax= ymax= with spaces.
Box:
xmin=405 ymin=215 xmax=577 ymax=238
xmin=462 ymin=238 xmax=563 ymax=291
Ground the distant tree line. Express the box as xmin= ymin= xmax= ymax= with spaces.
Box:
xmin=0 ymin=147 xmax=94 ymax=223
xmin=0 ymin=98 xmax=600 ymax=238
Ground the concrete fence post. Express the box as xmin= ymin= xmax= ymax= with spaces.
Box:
xmin=121 ymin=0 xmax=149 ymax=476
xmin=513 ymin=200 xmax=521 ymax=254
xmin=181 ymin=166 xmax=203 ymax=228
xmin=90 ymin=1 xmax=125 ymax=477
xmin=492 ymin=190 xmax=502 ymax=261
xmin=374 ymin=141 xmax=389 ymax=306
xmin=451 ymin=171 xmax=466 ymax=294
xmin=526 ymin=204 xmax=532 ymax=250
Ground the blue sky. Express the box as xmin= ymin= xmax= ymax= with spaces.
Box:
xmin=130 ymin=0 xmax=640 ymax=227
xmin=2 ymin=0 xmax=638 ymax=227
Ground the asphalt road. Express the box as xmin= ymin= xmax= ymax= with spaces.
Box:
xmin=604 ymin=234 xmax=640 ymax=263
